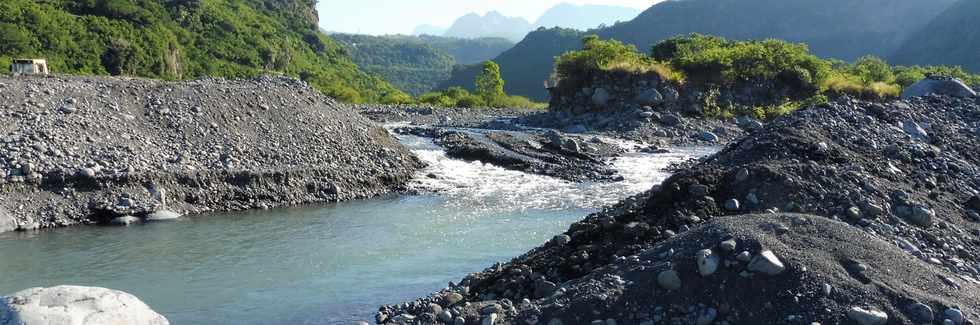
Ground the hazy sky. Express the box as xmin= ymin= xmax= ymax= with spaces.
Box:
xmin=317 ymin=1 xmax=657 ymax=35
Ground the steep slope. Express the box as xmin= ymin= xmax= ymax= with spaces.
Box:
xmin=534 ymin=3 xmax=642 ymax=30
xmin=0 ymin=0 xmax=405 ymax=103
xmin=443 ymin=11 xmax=533 ymax=42
xmin=444 ymin=0 xmax=957 ymax=100
xmin=891 ymin=0 xmax=980 ymax=72
xmin=333 ymin=34 xmax=455 ymax=96
xmin=333 ymin=34 xmax=514 ymax=95
xmin=438 ymin=28 xmax=585 ymax=100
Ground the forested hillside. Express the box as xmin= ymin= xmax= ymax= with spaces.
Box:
xmin=0 ymin=0 xmax=407 ymax=103
xmin=443 ymin=0 xmax=958 ymax=100
xmin=333 ymin=34 xmax=513 ymax=95
xmin=891 ymin=0 xmax=980 ymax=72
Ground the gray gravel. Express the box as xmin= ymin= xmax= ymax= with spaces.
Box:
xmin=0 ymin=75 xmax=422 ymax=231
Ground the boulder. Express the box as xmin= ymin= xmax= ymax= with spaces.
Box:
xmin=592 ymin=88 xmax=611 ymax=108
xmin=902 ymin=77 xmax=977 ymax=99
xmin=635 ymin=88 xmax=664 ymax=106
xmin=0 ymin=207 xmax=14 ymax=233
xmin=0 ymin=286 xmax=169 ymax=325
xmin=661 ymin=114 xmax=683 ymax=127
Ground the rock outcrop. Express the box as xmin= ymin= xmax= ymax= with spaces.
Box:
xmin=0 ymin=75 xmax=422 ymax=232
xmin=1 ymin=286 xmax=168 ymax=325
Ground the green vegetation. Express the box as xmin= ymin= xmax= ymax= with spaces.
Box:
xmin=418 ymin=60 xmax=545 ymax=109
xmin=331 ymin=34 xmax=514 ymax=96
xmin=555 ymin=34 xmax=980 ymax=120
xmin=0 ymin=0 xmax=406 ymax=103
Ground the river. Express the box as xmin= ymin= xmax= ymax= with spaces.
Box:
xmin=0 ymin=134 xmax=714 ymax=324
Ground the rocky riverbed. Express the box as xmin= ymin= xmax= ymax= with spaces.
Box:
xmin=377 ymin=94 xmax=980 ymax=324
xmin=0 ymin=75 xmax=422 ymax=231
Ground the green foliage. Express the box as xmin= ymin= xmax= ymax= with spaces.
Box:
xmin=476 ymin=61 xmax=506 ymax=104
xmin=0 ymin=0 xmax=406 ymax=103
xmin=656 ymin=34 xmax=830 ymax=94
xmin=554 ymin=35 xmax=683 ymax=92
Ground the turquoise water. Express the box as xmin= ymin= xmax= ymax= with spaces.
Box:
xmin=0 ymin=135 xmax=713 ymax=324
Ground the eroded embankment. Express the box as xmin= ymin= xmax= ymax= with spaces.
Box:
xmin=0 ymin=75 xmax=422 ymax=231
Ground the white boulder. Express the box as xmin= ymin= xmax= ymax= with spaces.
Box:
xmin=902 ymin=77 xmax=977 ymax=99
xmin=146 ymin=210 xmax=182 ymax=221
xmin=0 ymin=285 xmax=169 ymax=325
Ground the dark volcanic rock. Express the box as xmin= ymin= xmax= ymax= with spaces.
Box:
xmin=397 ymin=127 xmax=623 ymax=182
xmin=379 ymin=96 xmax=980 ymax=324
xmin=0 ymin=75 xmax=422 ymax=231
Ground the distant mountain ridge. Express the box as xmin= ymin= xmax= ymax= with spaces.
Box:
xmin=334 ymin=34 xmax=514 ymax=95
xmin=534 ymin=3 xmax=642 ymax=30
xmin=442 ymin=0 xmax=960 ymax=100
xmin=891 ymin=0 xmax=980 ymax=72
xmin=443 ymin=11 xmax=533 ymax=42
xmin=423 ymin=3 xmax=644 ymax=42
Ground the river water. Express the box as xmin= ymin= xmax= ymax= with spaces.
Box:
xmin=0 ymin=134 xmax=713 ymax=324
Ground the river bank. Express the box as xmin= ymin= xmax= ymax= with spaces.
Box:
xmin=0 ymin=75 xmax=422 ymax=232
xmin=378 ymin=95 xmax=980 ymax=324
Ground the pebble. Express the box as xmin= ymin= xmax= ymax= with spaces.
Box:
xmin=847 ymin=307 xmax=888 ymax=325
xmin=699 ymin=131 xmax=720 ymax=142
xmin=439 ymin=310 xmax=453 ymax=323
xmin=689 ymin=184 xmax=710 ymax=197
xmin=78 ymin=167 xmax=97 ymax=179
xmin=696 ymin=308 xmax=718 ymax=325
xmin=735 ymin=168 xmax=750 ymax=182
xmin=846 ymin=206 xmax=862 ymax=219
xmin=554 ymin=234 xmax=571 ymax=246
xmin=747 ymin=250 xmax=785 ymax=275
xmin=657 ymin=270 xmax=682 ymax=290
xmin=696 ymin=249 xmax=720 ymax=276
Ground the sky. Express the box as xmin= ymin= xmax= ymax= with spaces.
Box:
xmin=317 ymin=0 xmax=657 ymax=35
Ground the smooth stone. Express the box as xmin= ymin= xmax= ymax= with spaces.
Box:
xmin=907 ymin=303 xmax=934 ymax=323
xmin=902 ymin=120 xmax=930 ymax=140
xmin=147 ymin=210 xmax=182 ymax=221
xmin=699 ymin=131 xmax=720 ymax=142
xmin=902 ymin=77 xmax=977 ymax=99
xmin=657 ymin=270 xmax=682 ymax=290
xmin=0 ymin=285 xmax=169 ymax=325
xmin=719 ymin=239 xmax=737 ymax=253
xmin=438 ymin=310 xmax=453 ymax=323
xmin=847 ymin=307 xmax=888 ymax=325
xmin=747 ymin=250 xmax=785 ymax=275
xmin=944 ymin=308 xmax=964 ymax=325
xmin=696 ymin=249 xmax=720 ymax=276
xmin=725 ymin=199 xmax=740 ymax=211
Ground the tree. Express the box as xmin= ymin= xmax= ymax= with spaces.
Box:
xmin=475 ymin=60 xmax=505 ymax=105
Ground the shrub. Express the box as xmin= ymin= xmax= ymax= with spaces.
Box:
xmin=656 ymin=34 xmax=831 ymax=94
xmin=476 ymin=61 xmax=506 ymax=104
xmin=554 ymin=35 xmax=683 ymax=92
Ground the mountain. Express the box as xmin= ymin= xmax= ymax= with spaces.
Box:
xmin=891 ymin=0 xmax=980 ymax=72
xmin=333 ymin=34 xmax=513 ymax=95
xmin=443 ymin=0 xmax=959 ymax=100
xmin=438 ymin=28 xmax=585 ymax=100
xmin=0 ymin=0 xmax=405 ymax=103
xmin=413 ymin=24 xmax=446 ymax=36
xmin=443 ymin=11 xmax=533 ymax=42
xmin=534 ymin=3 xmax=642 ymax=30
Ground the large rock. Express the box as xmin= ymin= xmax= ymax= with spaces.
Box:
xmin=0 ymin=286 xmax=169 ymax=325
xmin=0 ymin=207 xmax=14 ymax=233
xmin=591 ymin=88 xmax=611 ymax=108
xmin=902 ymin=77 xmax=977 ymax=99
xmin=634 ymin=88 xmax=663 ymax=106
